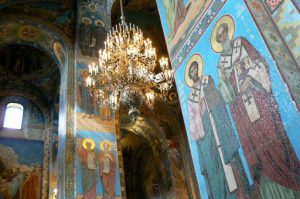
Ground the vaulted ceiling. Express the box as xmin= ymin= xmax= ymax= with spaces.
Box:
xmin=0 ymin=44 xmax=60 ymax=106
xmin=0 ymin=0 xmax=75 ymax=39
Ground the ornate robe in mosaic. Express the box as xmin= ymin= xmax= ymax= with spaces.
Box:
xmin=22 ymin=169 xmax=40 ymax=199
xmin=77 ymin=79 xmax=94 ymax=115
xmin=218 ymin=37 xmax=300 ymax=197
xmin=78 ymin=23 xmax=92 ymax=56
xmin=188 ymin=75 xmax=242 ymax=199
xmin=77 ymin=144 xmax=97 ymax=199
xmin=99 ymin=151 xmax=116 ymax=198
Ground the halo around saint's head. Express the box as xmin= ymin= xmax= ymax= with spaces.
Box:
xmin=100 ymin=140 xmax=113 ymax=151
xmin=83 ymin=138 xmax=96 ymax=150
xmin=184 ymin=54 xmax=203 ymax=88
xmin=81 ymin=17 xmax=92 ymax=25
xmin=95 ymin=19 xmax=105 ymax=27
xmin=211 ymin=15 xmax=235 ymax=53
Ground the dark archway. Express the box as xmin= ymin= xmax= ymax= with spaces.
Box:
xmin=121 ymin=131 xmax=170 ymax=199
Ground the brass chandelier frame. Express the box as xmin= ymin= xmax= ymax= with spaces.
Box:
xmin=86 ymin=0 xmax=174 ymax=116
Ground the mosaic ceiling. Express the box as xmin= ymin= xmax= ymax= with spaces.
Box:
xmin=0 ymin=0 xmax=75 ymax=38
xmin=0 ymin=44 xmax=60 ymax=104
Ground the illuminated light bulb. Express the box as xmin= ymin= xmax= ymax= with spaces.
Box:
xmin=86 ymin=2 xmax=174 ymax=115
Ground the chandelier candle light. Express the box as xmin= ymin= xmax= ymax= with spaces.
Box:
xmin=86 ymin=0 xmax=174 ymax=116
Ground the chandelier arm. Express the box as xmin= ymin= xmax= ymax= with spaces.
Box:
xmin=88 ymin=8 xmax=174 ymax=116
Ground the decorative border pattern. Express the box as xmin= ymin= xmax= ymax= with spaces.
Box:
xmin=264 ymin=0 xmax=284 ymax=13
xmin=171 ymin=0 xmax=226 ymax=71
xmin=244 ymin=0 xmax=300 ymax=110
xmin=271 ymin=0 xmax=300 ymax=66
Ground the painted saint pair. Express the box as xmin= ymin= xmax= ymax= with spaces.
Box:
xmin=187 ymin=15 xmax=300 ymax=199
xmin=77 ymin=139 xmax=116 ymax=199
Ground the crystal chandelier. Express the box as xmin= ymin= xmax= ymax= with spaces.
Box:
xmin=86 ymin=0 xmax=174 ymax=116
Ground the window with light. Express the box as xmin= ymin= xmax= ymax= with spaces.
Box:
xmin=3 ymin=103 xmax=24 ymax=129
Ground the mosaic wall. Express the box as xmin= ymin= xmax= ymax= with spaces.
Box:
xmin=76 ymin=62 xmax=115 ymax=133
xmin=0 ymin=80 xmax=56 ymax=199
xmin=266 ymin=0 xmax=300 ymax=66
xmin=295 ymin=0 xmax=300 ymax=8
xmin=122 ymin=142 xmax=173 ymax=198
xmin=243 ymin=0 xmax=300 ymax=112
xmin=0 ymin=0 xmax=75 ymax=38
xmin=0 ymin=94 xmax=49 ymax=199
xmin=0 ymin=19 xmax=68 ymax=71
xmin=75 ymin=0 xmax=114 ymax=130
xmin=0 ymin=96 xmax=44 ymax=138
xmin=77 ymin=0 xmax=113 ymax=59
xmin=0 ymin=137 xmax=44 ymax=199
xmin=0 ymin=13 xmax=71 ymax=199
xmin=0 ymin=81 xmax=59 ymax=199
xmin=157 ymin=0 xmax=300 ymax=198
xmin=264 ymin=0 xmax=284 ymax=13
xmin=156 ymin=0 xmax=218 ymax=59
xmin=75 ymin=0 xmax=124 ymax=198
xmin=76 ymin=130 xmax=121 ymax=199
xmin=121 ymin=116 xmax=191 ymax=199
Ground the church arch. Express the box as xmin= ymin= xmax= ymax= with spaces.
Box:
xmin=0 ymin=17 xmax=71 ymax=71
xmin=0 ymin=17 xmax=70 ymax=197
xmin=121 ymin=114 xmax=185 ymax=199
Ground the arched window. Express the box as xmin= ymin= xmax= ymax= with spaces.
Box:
xmin=3 ymin=103 xmax=24 ymax=129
